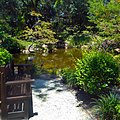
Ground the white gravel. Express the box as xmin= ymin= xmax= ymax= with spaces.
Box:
xmin=29 ymin=77 xmax=94 ymax=120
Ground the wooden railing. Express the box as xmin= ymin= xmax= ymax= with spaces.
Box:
xmin=0 ymin=62 xmax=34 ymax=120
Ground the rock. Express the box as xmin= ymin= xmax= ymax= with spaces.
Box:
xmin=100 ymin=40 xmax=120 ymax=52
xmin=114 ymin=48 xmax=120 ymax=54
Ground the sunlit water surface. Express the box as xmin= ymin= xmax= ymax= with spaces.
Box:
xmin=14 ymin=48 xmax=82 ymax=73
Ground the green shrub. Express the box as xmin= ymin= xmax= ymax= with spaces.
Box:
xmin=75 ymin=51 xmax=119 ymax=95
xmin=1 ymin=36 xmax=24 ymax=54
xmin=0 ymin=31 xmax=25 ymax=54
xmin=93 ymin=93 xmax=120 ymax=120
xmin=60 ymin=68 xmax=77 ymax=87
xmin=0 ymin=48 xmax=12 ymax=65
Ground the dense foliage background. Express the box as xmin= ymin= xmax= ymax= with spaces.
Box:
xmin=0 ymin=0 xmax=119 ymax=48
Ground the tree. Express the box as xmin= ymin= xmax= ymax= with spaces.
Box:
xmin=19 ymin=20 xmax=58 ymax=45
xmin=0 ymin=0 xmax=21 ymax=34
xmin=88 ymin=0 xmax=120 ymax=41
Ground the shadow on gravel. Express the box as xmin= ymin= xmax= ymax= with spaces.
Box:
xmin=75 ymin=90 xmax=96 ymax=110
xmin=31 ymin=74 xmax=66 ymax=101
xmin=38 ymin=74 xmax=58 ymax=80
xmin=36 ymin=93 xmax=48 ymax=102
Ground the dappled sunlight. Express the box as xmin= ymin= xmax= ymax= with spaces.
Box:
xmin=30 ymin=75 xmax=94 ymax=120
xmin=31 ymin=75 xmax=67 ymax=102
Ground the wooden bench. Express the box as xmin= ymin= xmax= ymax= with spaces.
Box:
xmin=0 ymin=62 xmax=34 ymax=120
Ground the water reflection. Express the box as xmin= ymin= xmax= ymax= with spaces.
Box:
xmin=13 ymin=48 xmax=82 ymax=71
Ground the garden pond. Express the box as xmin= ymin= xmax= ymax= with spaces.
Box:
xmin=13 ymin=48 xmax=82 ymax=74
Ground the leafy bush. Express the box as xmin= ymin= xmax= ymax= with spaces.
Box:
xmin=75 ymin=51 xmax=119 ymax=95
xmin=59 ymin=26 xmax=90 ymax=47
xmin=0 ymin=31 xmax=24 ymax=53
xmin=0 ymin=48 xmax=12 ymax=65
xmin=93 ymin=93 xmax=120 ymax=120
xmin=1 ymin=36 xmax=24 ymax=54
xmin=60 ymin=68 xmax=77 ymax=87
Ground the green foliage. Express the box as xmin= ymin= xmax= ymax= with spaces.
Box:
xmin=93 ymin=93 xmax=120 ymax=120
xmin=17 ymin=40 xmax=33 ymax=49
xmin=20 ymin=20 xmax=58 ymax=45
xmin=88 ymin=0 xmax=120 ymax=41
xmin=114 ymin=54 xmax=120 ymax=64
xmin=0 ymin=0 xmax=119 ymax=50
xmin=54 ymin=0 xmax=63 ymax=8
xmin=2 ymin=37 xmax=24 ymax=54
xmin=59 ymin=26 xmax=90 ymax=47
xmin=0 ymin=32 xmax=24 ymax=53
xmin=75 ymin=51 xmax=119 ymax=95
xmin=0 ymin=0 xmax=89 ymax=47
xmin=0 ymin=0 xmax=26 ymax=34
xmin=60 ymin=68 xmax=77 ymax=87
xmin=56 ymin=0 xmax=88 ymax=26
xmin=115 ymin=103 xmax=120 ymax=116
xmin=52 ymin=0 xmax=89 ymax=42
xmin=0 ymin=20 xmax=12 ymax=34
xmin=0 ymin=48 xmax=12 ymax=65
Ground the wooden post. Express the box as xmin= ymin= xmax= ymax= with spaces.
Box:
xmin=0 ymin=71 xmax=2 ymax=120
xmin=1 ymin=68 xmax=7 ymax=120
xmin=10 ymin=59 xmax=14 ymax=76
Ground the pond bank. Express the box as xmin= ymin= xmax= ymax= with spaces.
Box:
xmin=29 ymin=74 xmax=95 ymax=120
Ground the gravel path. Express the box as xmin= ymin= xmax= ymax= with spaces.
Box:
xmin=29 ymin=76 xmax=94 ymax=120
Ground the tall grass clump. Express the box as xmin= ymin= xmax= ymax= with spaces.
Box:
xmin=93 ymin=93 xmax=120 ymax=120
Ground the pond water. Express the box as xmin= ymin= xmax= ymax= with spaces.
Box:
xmin=13 ymin=48 xmax=82 ymax=73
